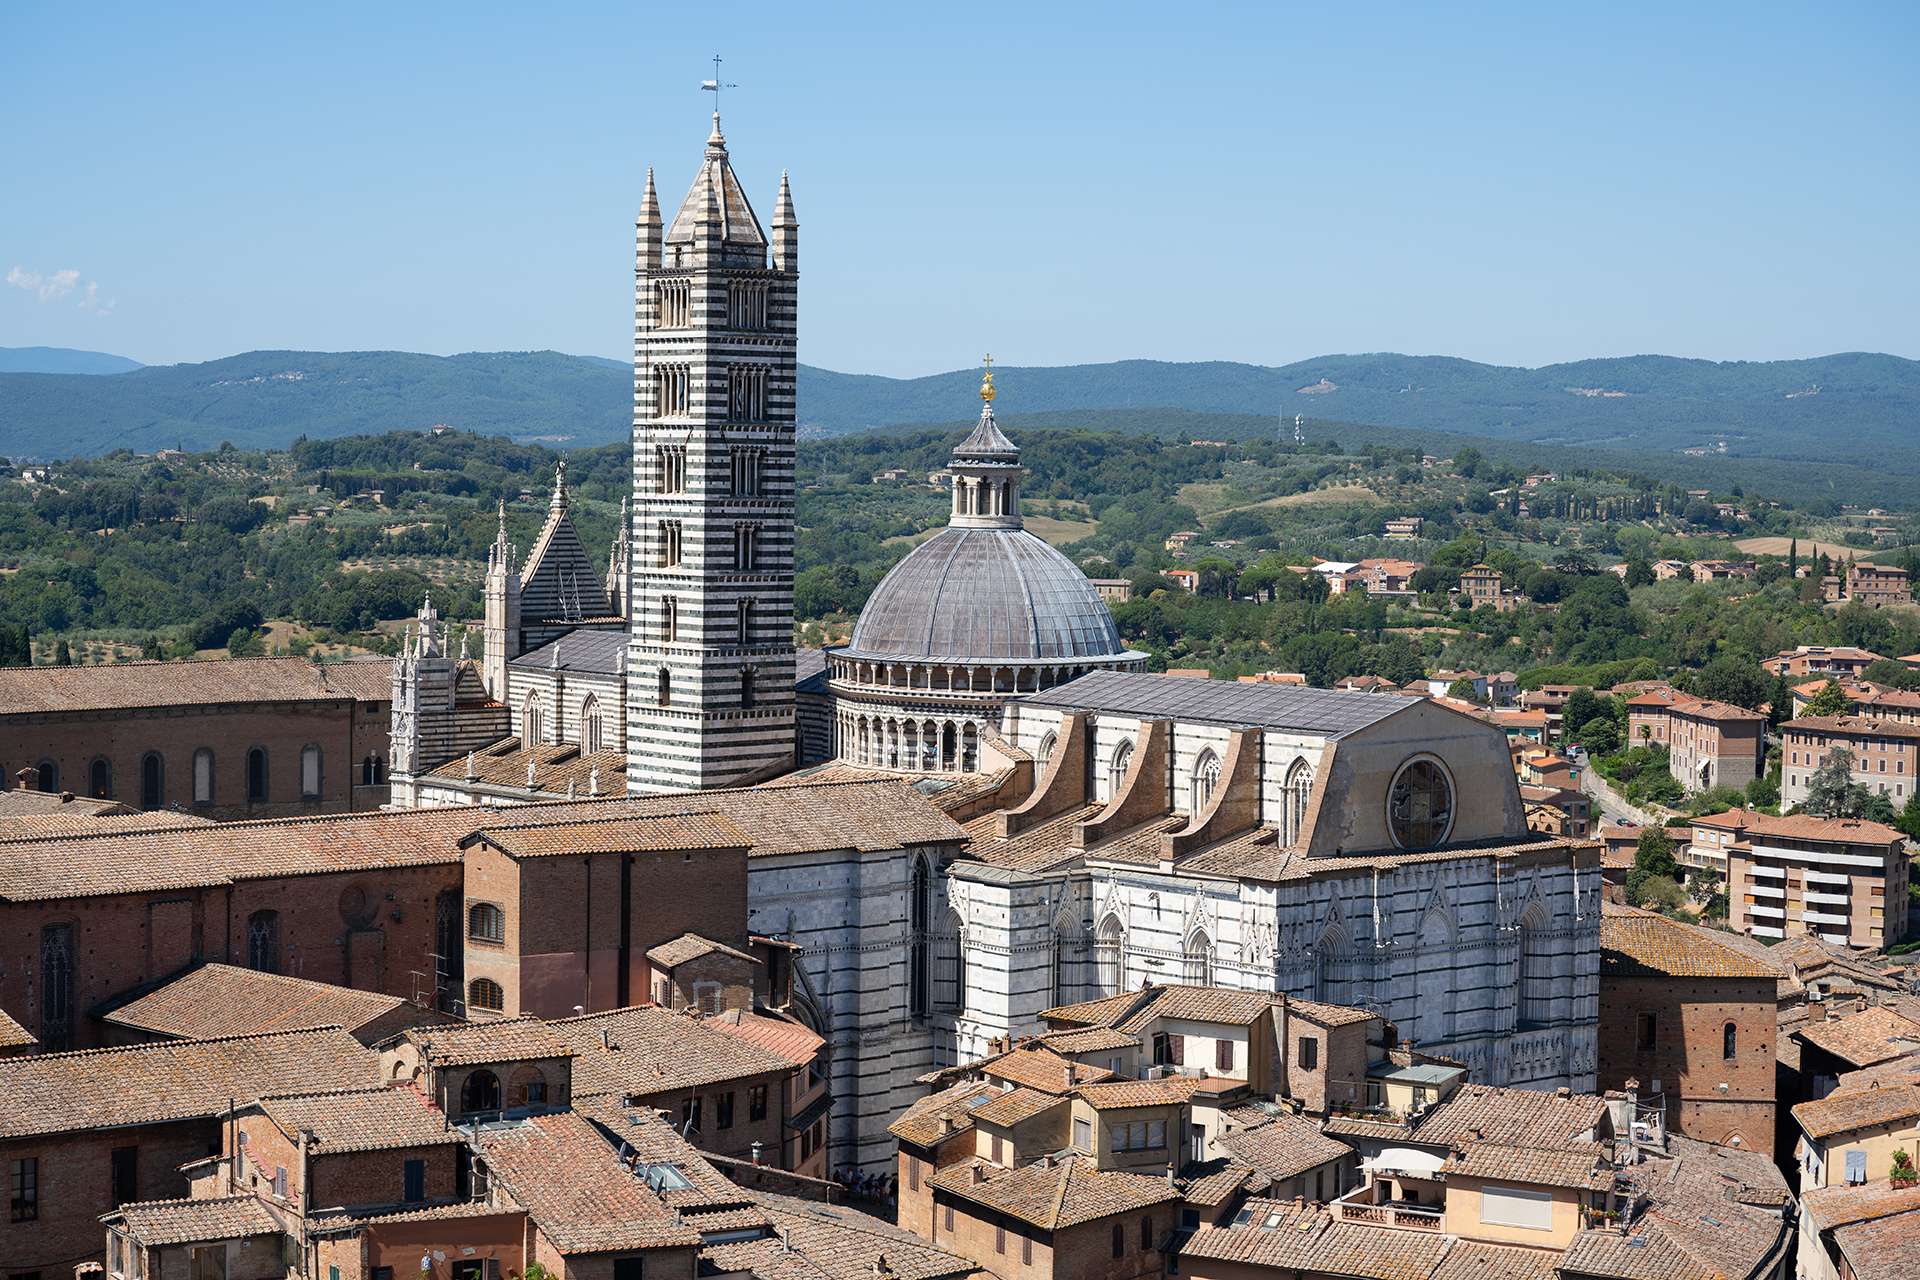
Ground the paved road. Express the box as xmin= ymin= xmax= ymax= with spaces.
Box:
xmin=1576 ymin=754 xmax=1665 ymax=828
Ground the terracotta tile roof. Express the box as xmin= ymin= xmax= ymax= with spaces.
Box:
xmin=1796 ymin=1007 xmax=1920 ymax=1069
xmin=0 ymin=794 xmax=642 ymax=901
xmin=110 ymin=1194 xmax=282 ymax=1246
xmin=929 ymin=1154 xmax=1178 ymax=1229
xmin=1215 ymin=1107 xmax=1353 ymax=1181
xmin=1834 ymin=1051 xmax=1920 ymax=1094
xmin=0 ymin=1026 xmax=376 ymax=1139
xmin=1442 ymin=1139 xmax=1611 ymax=1190
xmin=0 ymin=655 xmax=388 ymax=714
xmin=981 ymin=1046 xmax=1115 ymax=1093
xmin=1074 ymin=1076 xmax=1206 ymax=1109
xmin=1693 ymin=805 xmax=1906 ymax=846
xmin=1176 ymin=1156 xmax=1256 ymax=1207
xmin=972 ymin=1086 xmax=1068 ymax=1128
xmin=1039 ymin=990 xmax=1145 ymax=1028
xmin=961 ymin=802 xmax=1103 ymax=873
xmin=469 ymin=813 xmax=750 ymax=858
xmin=426 ymin=738 xmax=629 ymax=795
xmin=702 ymin=1008 xmax=824 ymax=1068
xmin=407 ymin=1017 xmax=575 ymax=1068
xmin=569 ymin=1097 xmax=750 ymax=1212
xmin=103 ymin=963 xmax=439 ymax=1041
xmin=887 ymin=1080 xmax=1000 ymax=1147
xmin=1562 ymin=1136 xmax=1791 ymax=1280
xmin=258 ymin=1086 xmax=461 ymax=1153
xmin=1802 ymin=1179 xmax=1920 ymax=1231
xmin=646 ymin=931 xmax=757 ymax=969
xmin=1784 ymin=714 xmax=1920 ymax=742
xmin=552 ymin=1005 xmax=795 ymax=1096
xmin=1041 ymin=984 xmax=1302 ymax=1036
xmin=0 ymin=789 xmax=134 ymax=817
xmin=475 ymin=1111 xmax=702 ymax=1254
xmin=315 ymin=656 xmax=398 ymax=700
xmin=1600 ymin=903 xmax=1787 ymax=980
xmin=1834 ymin=1206 xmax=1920 ymax=1280
xmin=1287 ymin=997 xmax=1383 ymax=1028
xmin=1034 ymin=1026 xmax=1141 ymax=1054
xmin=1412 ymin=1083 xmax=1607 ymax=1149
xmin=1432 ymin=1240 xmax=1562 ymax=1280
xmin=0 ymin=809 xmax=216 ymax=839
xmin=711 ymin=1190 xmax=979 ymax=1280
xmin=1793 ymin=1082 xmax=1920 ymax=1139
xmin=305 ymin=1199 xmax=522 ymax=1230
xmin=628 ymin=777 xmax=968 ymax=857
xmin=0 ymin=1005 xmax=34 ymax=1050
xmin=1182 ymin=1198 xmax=1450 ymax=1279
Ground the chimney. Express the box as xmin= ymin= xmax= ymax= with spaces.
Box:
xmin=969 ymin=1164 xmax=987 ymax=1185
xmin=601 ymin=1027 xmax=614 ymax=1051
xmin=1063 ymin=1064 xmax=1074 ymax=1092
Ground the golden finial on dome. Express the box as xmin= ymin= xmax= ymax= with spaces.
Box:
xmin=980 ymin=353 xmax=996 ymax=404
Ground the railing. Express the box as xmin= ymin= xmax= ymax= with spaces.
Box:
xmin=1331 ymin=1199 xmax=1444 ymax=1230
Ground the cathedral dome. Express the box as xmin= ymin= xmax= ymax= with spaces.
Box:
xmin=846 ymin=524 xmax=1131 ymax=664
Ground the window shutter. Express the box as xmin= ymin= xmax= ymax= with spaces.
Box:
xmin=1169 ymin=1034 xmax=1184 ymax=1066
xmin=1846 ymin=1150 xmax=1868 ymax=1184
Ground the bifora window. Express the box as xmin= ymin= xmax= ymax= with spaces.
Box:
xmin=1387 ymin=757 xmax=1453 ymax=849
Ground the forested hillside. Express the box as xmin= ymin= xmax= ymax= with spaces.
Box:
xmin=4 ymin=348 xmax=1918 ymax=475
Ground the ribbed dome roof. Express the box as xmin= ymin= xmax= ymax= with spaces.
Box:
xmin=846 ymin=526 xmax=1131 ymax=664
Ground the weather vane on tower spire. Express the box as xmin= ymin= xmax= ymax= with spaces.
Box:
xmin=701 ymin=54 xmax=737 ymax=120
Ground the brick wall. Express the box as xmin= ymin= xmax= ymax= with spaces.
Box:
xmin=0 ymin=700 xmax=367 ymax=817
xmin=926 ymin=1191 xmax=1172 ymax=1280
xmin=1596 ymin=973 xmax=1776 ymax=1155
xmin=0 ymin=1118 xmax=218 ymax=1274
xmin=0 ymin=862 xmax=458 ymax=1050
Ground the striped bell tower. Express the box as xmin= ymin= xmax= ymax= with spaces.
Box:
xmin=626 ymin=113 xmax=798 ymax=794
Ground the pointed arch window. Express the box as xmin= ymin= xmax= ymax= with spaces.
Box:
xmin=581 ymin=695 xmax=602 ymax=754
xmin=1106 ymin=739 xmax=1135 ymax=800
xmin=657 ymin=667 xmax=672 ymax=708
xmin=521 ymin=695 xmax=544 ymax=747
xmin=1096 ymin=915 xmax=1126 ymax=996
xmin=1417 ymin=909 xmax=1455 ymax=1044
xmin=1036 ymin=731 xmax=1057 ymax=767
xmin=299 ymin=745 xmax=322 ymax=799
xmin=88 ymin=757 xmax=113 ymax=800
xmin=1183 ymin=928 xmax=1214 ymax=986
xmin=1190 ymin=749 xmax=1221 ymax=815
xmin=1518 ymin=905 xmax=1553 ymax=1028
xmin=1052 ymin=914 xmax=1079 ymax=1007
xmin=247 ymin=910 xmax=281 ymax=974
xmin=1282 ymin=760 xmax=1313 ymax=846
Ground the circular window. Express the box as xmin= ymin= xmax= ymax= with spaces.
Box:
xmin=1387 ymin=757 xmax=1454 ymax=849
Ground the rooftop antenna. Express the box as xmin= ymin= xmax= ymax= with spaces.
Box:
xmin=701 ymin=54 xmax=737 ymax=117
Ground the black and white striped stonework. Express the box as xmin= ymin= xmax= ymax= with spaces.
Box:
xmin=625 ymin=126 xmax=800 ymax=795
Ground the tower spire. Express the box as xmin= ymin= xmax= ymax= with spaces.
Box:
xmin=772 ymin=170 xmax=798 ymax=272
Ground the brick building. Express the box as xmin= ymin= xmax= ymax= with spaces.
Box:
xmin=1762 ymin=645 xmax=1885 ymax=679
xmin=1706 ymin=808 xmax=1911 ymax=947
xmin=1597 ymin=902 xmax=1781 ymax=1154
xmin=1781 ymin=714 xmax=1920 ymax=810
xmin=1845 ymin=561 xmax=1913 ymax=608
xmin=0 ymin=655 xmax=394 ymax=818
xmin=1624 ymin=689 xmax=1766 ymax=792
xmin=0 ymin=1026 xmax=377 ymax=1275
xmin=1457 ymin=563 xmax=1520 ymax=611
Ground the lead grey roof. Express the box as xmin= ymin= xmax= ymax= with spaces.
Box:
xmin=510 ymin=627 xmax=627 ymax=675
xmin=846 ymin=527 xmax=1134 ymax=664
xmin=1019 ymin=671 xmax=1414 ymax=737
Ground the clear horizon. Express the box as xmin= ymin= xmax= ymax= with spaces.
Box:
xmin=4 ymin=2 xmax=1917 ymax=375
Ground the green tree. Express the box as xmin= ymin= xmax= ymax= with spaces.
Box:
xmin=1625 ymin=828 xmax=1680 ymax=904
xmin=1446 ymin=677 xmax=1482 ymax=703
xmin=53 ymin=638 xmax=73 ymax=666
xmin=1766 ymin=672 xmax=1794 ymax=729
xmin=227 ymin=626 xmax=265 ymax=659
xmin=1899 ymin=790 xmax=1920 ymax=842
xmin=0 ymin=624 xmax=30 ymax=667
xmin=1577 ymin=715 xmax=1621 ymax=758
xmin=1562 ymin=687 xmax=1605 ymax=741
xmin=1679 ymin=655 xmax=1771 ymax=711
xmin=1745 ymin=772 xmax=1781 ymax=812
xmin=1454 ymin=447 xmax=1483 ymax=478
xmin=1804 ymin=680 xmax=1852 ymax=718
xmin=1623 ymin=556 xmax=1655 ymax=588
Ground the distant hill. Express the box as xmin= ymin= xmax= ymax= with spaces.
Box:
xmin=802 ymin=353 xmax=1920 ymax=473
xmin=2 ymin=347 xmax=1917 ymax=471
xmin=0 ymin=346 xmax=143 ymax=375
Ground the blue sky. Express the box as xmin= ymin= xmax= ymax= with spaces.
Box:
xmin=3 ymin=1 xmax=1916 ymax=375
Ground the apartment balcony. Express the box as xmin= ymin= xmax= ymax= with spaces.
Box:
xmin=1805 ymin=890 xmax=1850 ymax=906
xmin=1749 ymin=864 xmax=1785 ymax=881
xmin=1749 ymin=884 xmax=1784 ymax=900
xmin=1331 ymin=1183 xmax=1445 ymax=1231
xmin=1804 ymin=909 xmax=1849 ymax=926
